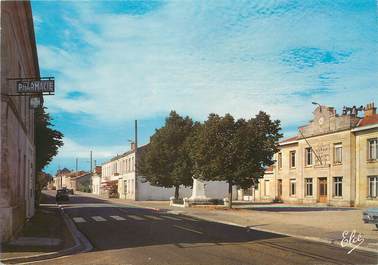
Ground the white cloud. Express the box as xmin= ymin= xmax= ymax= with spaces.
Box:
xmin=57 ymin=137 xmax=128 ymax=159
xmin=37 ymin=1 xmax=377 ymax=129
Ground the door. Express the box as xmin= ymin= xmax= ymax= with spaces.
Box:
xmin=277 ymin=180 xmax=282 ymax=200
xmin=318 ymin=178 xmax=327 ymax=203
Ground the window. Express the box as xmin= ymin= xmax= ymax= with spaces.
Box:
xmin=305 ymin=148 xmax=312 ymax=166
xmin=305 ymin=178 xmax=313 ymax=196
xmin=263 ymin=180 xmax=269 ymax=196
xmin=334 ymin=143 xmax=342 ymax=164
xmin=333 ymin=177 xmax=343 ymax=197
xmin=368 ymin=176 xmax=378 ymax=198
xmin=278 ymin=153 xmax=282 ymax=169
xmin=368 ymin=138 xmax=378 ymax=160
xmin=290 ymin=151 xmax=296 ymax=168
xmin=290 ymin=179 xmax=296 ymax=196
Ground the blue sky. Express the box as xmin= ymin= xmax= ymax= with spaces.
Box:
xmin=31 ymin=0 xmax=378 ymax=175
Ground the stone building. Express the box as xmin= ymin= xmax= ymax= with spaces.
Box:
xmin=253 ymin=102 xmax=377 ymax=207
xmin=0 ymin=2 xmax=40 ymax=242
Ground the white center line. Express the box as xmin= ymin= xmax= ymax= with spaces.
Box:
xmin=179 ymin=216 xmax=198 ymax=222
xmin=110 ymin=215 xmax=126 ymax=221
xmin=91 ymin=216 xmax=106 ymax=222
xmin=173 ymin=225 xmax=203 ymax=235
xmin=162 ymin=215 xmax=181 ymax=221
xmin=73 ymin=217 xmax=86 ymax=223
xmin=127 ymin=215 xmax=145 ymax=220
xmin=145 ymin=215 xmax=163 ymax=220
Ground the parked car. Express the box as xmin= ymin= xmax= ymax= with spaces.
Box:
xmin=56 ymin=189 xmax=69 ymax=202
xmin=362 ymin=208 xmax=378 ymax=229
xmin=61 ymin=187 xmax=74 ymax=195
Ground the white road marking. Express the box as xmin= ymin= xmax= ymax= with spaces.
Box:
xmin=91 ymin=216 xmax=106 ymax=222
xmin=173 ymin=225 xmax=203 ymax=235
xmin=162 ymin=215 xmax=182 ymax=221
xmin=127 ymin=215 xmax=145 ymax=220
xmin=110 ymin=215 xmax=126 ymax=221
xmin=179 ymin=216 xmax=198 ymax=222
xmin=145 ymin=215 xmax=163 ymax=220
xmin=73 ymin=217 xmax=86 ymax=223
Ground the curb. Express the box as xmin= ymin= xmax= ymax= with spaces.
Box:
xmin=178 ymin=212 xmax=378 ymax=255
xmin=1 ymin=205 xmax=93 ymax=264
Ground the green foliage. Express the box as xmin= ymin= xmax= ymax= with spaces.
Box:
xmin=35 ymin=107 xmax=64 ymax=173
xmin=190 ymin=111 xmax=282 ymax=207
xmin=34 ymin=107 xmax=63 ymax=207
xmin=35 ymin=172 xmax=52 ymax=207
xmin=139 ymin=111 xmax=195 ymax=199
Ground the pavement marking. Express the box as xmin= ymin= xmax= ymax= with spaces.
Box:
xmin=110 ymin=215 xmax=126 ymax=221
xmin=173 ymin=225 xmax=203 ymax=235
xmin=162 ymin=215 xmax=182 ymax=221
xmin=127 ymin=215 xmax=145 ymax=220
xmin=144 ymin=215 xmax=163 ymax=220
xmin=179 ymin=216 xmax=198 ymax=222
xmin=91 ymin=216 xmax=106 ymax=222
xmin=73 ymin=217 xmax=86 ymax=223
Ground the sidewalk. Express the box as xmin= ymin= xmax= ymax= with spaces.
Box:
xmin=79 ymin=191 xmax=378 ymax=253
xmin=0 ymin=192 xmax=76 ymax=264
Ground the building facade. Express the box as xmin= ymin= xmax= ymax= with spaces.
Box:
xmin=0 ymin=2 xmax=40 ymax=243
xmin=249 ymin=103 xmax=377 ymax=207
xmin=91 ymin=166 xmax=102 ymax=195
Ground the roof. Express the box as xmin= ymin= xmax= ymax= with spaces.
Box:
xmin=265 ymin=165 xmax=273 ymax=173
xmin=279 ymin=135 xmax=299 ymax=145
xmin=103 ymin=143 xmax=149 ymax=165
xmin=357 ymin=114 xmax=378 ymax=127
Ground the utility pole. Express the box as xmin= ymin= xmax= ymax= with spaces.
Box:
xmin=135 ymin=120 xmax=138 ymax=149
xmin=90 ymin=150 xmax=93 ymax=173
xmin=75 ymin=158 xmax=78 ymax=176
xmin=134 ymin=120 xmax=138 ymax=200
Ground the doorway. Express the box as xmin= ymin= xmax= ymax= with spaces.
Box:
xmin=277 ymin=179 xmax=282 ymax=200
xmin=318 ymin=177 xmax=327 ymax=203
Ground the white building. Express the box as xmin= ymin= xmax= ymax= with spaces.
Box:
xmin=91 ymin=166 xmax=102 ymax=195
xmin=102 ymin=143 xmax=236 ymax=201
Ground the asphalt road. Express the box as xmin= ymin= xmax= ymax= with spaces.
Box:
xmin=36 ymin=191 xmax=377 ymax=265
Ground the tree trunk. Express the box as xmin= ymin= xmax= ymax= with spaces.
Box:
xmin=228 ymin=181 xmax=233 ymax=209
xmin=174 ymin=185 xmax=180 ymax=200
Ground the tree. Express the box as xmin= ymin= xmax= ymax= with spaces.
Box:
xmin=191 ymin=112 xmax=282 ymax=208
xmin=35 ymin=172 xmax=52 ymax=206
xmin=35 ymin=107 xmax=64 ymax=206
xmin=139 ymin=111 xmax=194 ymax=199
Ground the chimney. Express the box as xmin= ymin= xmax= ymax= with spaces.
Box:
xmin=364 ymin=102 xmax=376 ymax=117
xmin=131 ymin=142 xmax=136 ymax=151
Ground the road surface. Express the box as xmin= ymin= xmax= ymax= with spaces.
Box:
xmin=36 ymin=191 xmax=377 ymax=265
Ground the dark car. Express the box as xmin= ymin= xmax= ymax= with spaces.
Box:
xmin=56 ymin=189 xmax=69 ymax=202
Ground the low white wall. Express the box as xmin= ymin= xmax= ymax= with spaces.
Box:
xmin=136 ymin=177 xmax=192 ymax=201
xmin=136 ymin=177 xmax=237 ymax=201
xmin=204 ymin=181 xmax=238 ymax=200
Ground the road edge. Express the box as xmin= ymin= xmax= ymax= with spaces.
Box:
xmin=1 ymin=205 xmax=93 ymax=264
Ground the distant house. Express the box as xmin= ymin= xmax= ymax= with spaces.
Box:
xmin=237 ymin=166 xmax=274 ymax=202
xmin=70 ymin=172 xmax=92 ymax=192
xmin=92 ymin=166 xmax=102 ymax=195
xmin=53 ymin=168 xmax=71 ymax=189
